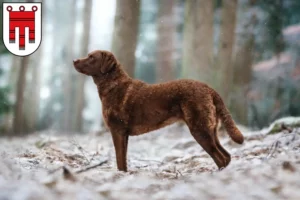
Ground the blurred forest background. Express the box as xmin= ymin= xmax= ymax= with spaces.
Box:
xmin=0 ymin=0 xmax=299 ymax=135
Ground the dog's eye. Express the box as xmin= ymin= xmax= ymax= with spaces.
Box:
xmin=89 ymin=55 xmax=94 ymax=60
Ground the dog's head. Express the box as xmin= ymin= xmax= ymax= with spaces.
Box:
xmin=73 ymin=50 xmax=117 ymax=76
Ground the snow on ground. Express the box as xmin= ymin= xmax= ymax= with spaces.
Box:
xmin=0 ymin=123 xmax=300 ymax=200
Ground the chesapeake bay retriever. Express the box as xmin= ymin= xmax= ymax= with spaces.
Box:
xmin=73 ymin=50 xmax=244 ymax=172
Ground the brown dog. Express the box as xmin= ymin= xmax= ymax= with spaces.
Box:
xmin=73 ymin=50 xmax=244 ymax=172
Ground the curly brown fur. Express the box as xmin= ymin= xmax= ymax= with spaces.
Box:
xmin=73 ymin=50 xmax=244 ymax=172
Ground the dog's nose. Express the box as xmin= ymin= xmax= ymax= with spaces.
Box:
xmin=73 ymin=59 xmax=79 ymax=64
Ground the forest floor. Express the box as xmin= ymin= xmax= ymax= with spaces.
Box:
xmin=0 ymin=118 xmax=300 ymax=200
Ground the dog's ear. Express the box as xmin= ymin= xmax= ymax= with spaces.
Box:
xmin=100 ymin=54 xmax=116 ymax=74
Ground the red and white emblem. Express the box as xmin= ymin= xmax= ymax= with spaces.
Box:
xmin=2 ymin=3 xmax=42 ymax=56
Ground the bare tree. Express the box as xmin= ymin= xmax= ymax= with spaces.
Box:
xmin=11 ymin=0 xmax=36 ymax=135
xmin=182 ymin=0 xmax=214 ymax=85
xmin=156 ymin=0 xmax=176 ymax=82
xmin=25 ymin=49 xmax=41 ymax=132
xmin=13 ymin=56 xmax=30 ymax=134
xmin=25 ymin=0 xmax=48 ymax=132
xmin=216 ymin=0 xmax=238 ymax=103
xmin=63 ymin=0 xmax=77 ymax=132
xmin=4 ymin=57 xmax=20 ymax=132
xmin=74 ymin=0 xmax=92 ymax=132
xmin=232 ymin=0 xmax=257 ymax=125
xmin=111 ymin=0 xmax=140 ymax=77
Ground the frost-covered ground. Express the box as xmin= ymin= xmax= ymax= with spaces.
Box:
xmin=0 ymin=120 xmax=300 ymax=200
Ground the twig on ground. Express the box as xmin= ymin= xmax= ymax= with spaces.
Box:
xmin=70 ymin=137 xmax=90 ymax=164
xmin=176 ymin=170 xmax=183 ymax=178
xmin=266 ymin=140 xmax=280 ymax=159
xmin=75 ymin=159 xmax=108 ymax=174
xmin=134 ymin=158 xmax=163 ymax=164
xmin=265 ymin=131 xmax=298 ymax=160
xmin=162 ymin=167 xmax=183 ymax=179
xmin=135 ymin=164 xmax=150 ymax=169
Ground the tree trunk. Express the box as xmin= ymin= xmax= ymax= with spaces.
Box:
xmin=25 ymin=0 xmax=47 ymax=132
xmin=25 ymin=50 xmax=41 ymax=132
xmin=11 ymin=0 xmax=35 ymax=135
xmin=8 ymin=57 xmax=21 ymax=95
xmin=156 ymin=0 xmax=176 ymax=82
xmin=44 ymin=0 xmax=66 ymax=130
xmin=4 ymin=57 xmax=20 ymax=133
xmin=63 ymin=0 xmax=77 ymax=132
xmin=216 ymin=0 xmax=238 ymax=103
xmin=13 ymin=56 xmax=30 ymax=135
xmin=182 ymin=0 xmax=214 ymax=84
xmin=231 ymin=0 xmax=257 ymax=125
xmin=112 ymin=0 xmax=140 ymax=77
xmin=74 ymin=0 xmax=92 ymax=132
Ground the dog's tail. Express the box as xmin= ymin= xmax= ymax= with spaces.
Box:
xmin=213 ymin=92 xmax=244 ymax=144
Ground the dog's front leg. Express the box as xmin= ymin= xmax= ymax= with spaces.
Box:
xmin=111 ymin=133 xmax=129 ymax=172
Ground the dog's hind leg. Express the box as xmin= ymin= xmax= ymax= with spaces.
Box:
xmin=111 ymin=133 xmax=129 ymax=172
xmin=213 ymin=125 xmax=231 ymax=167
xmin=182 ymin=103 xmax=230 ymax=169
